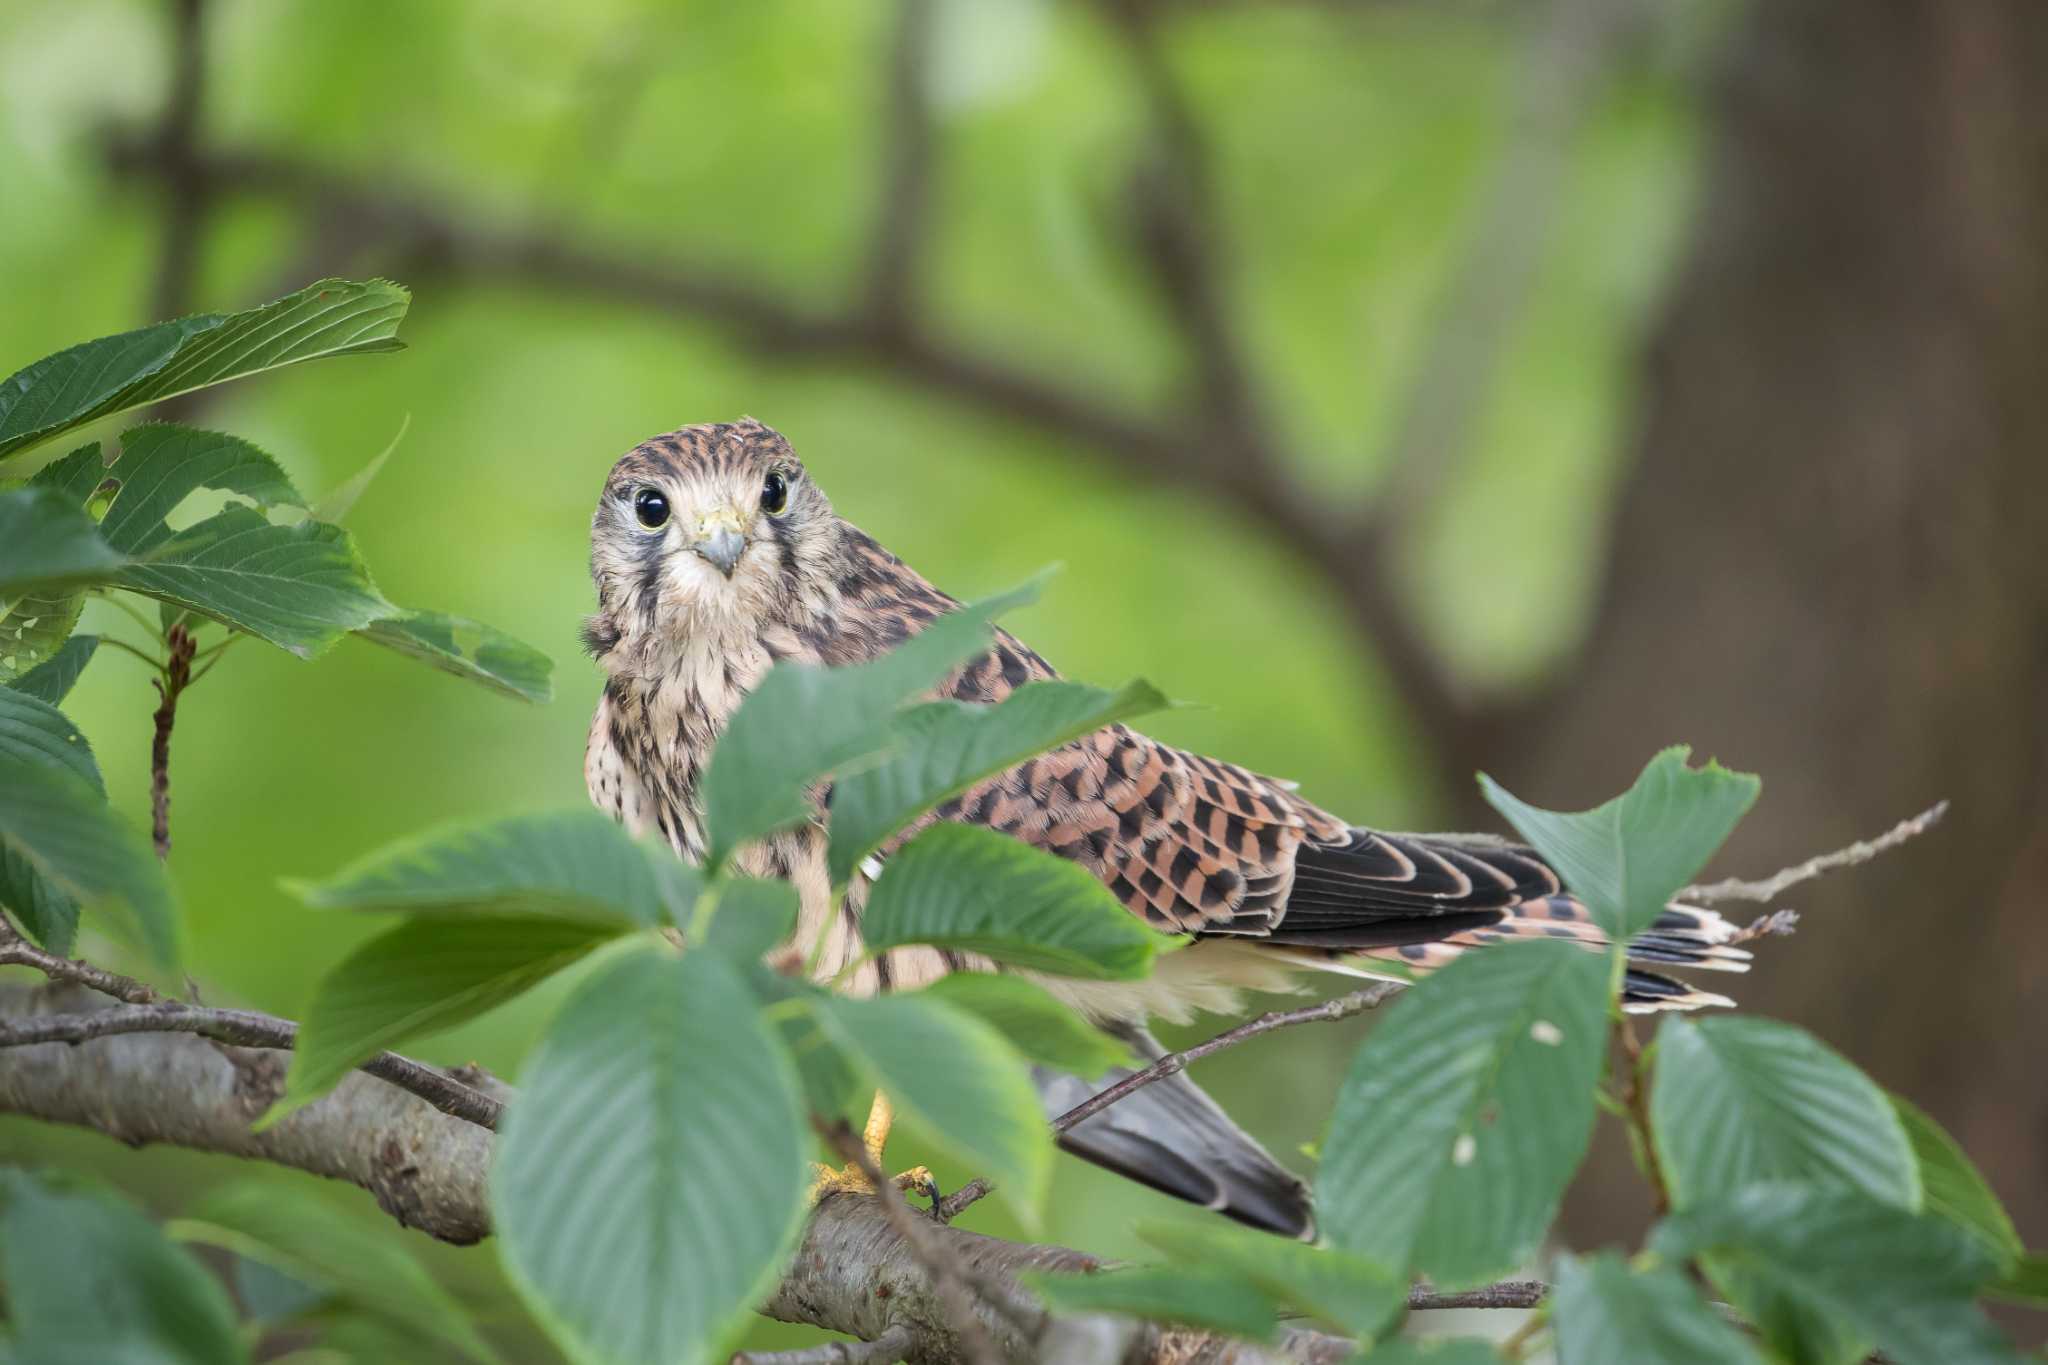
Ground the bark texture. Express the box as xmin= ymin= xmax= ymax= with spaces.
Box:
xmin=1510 ymin=0 xmax=2048 ymax=1245
xmin=0 ymin=983 xmax=1352 ymax=1365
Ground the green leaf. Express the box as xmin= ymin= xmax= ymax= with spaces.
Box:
xmin=356 ymin=609 xmax=554 ymax=703
xmin=495 ymin=945 xmax=809 ymax=1365
xmin=1023 ymin=1266 xmax=1280 ymax=1341
xmin=700 ymin=576 xmax=1043 ymax=868
xmin=0 ymin=279 xmax=409 ymax=463
xmin=1651 ymin=1015 xmax=1919 ymax=1211
xmin=772 ymin=994 xmax=868 ymax=1128
xmin=312 ymin=414 xmax=406 ymax=524
xmin=1315 ymin=940 xmax=1609 ymax=1287
xmin=117 ymin=506 xmax=392 ymax=658
xmin=0 ymin=757 xmax=177 ymax=967
xmin=1891 ymin=1094 xmax=2022 ymax=1259
xmin=7 ymin=633 xmax=100 ymax=704
xmin=286 ymin=808 xmax=682 ymax=928
xmin=0 ymin=685 xmax=104 ymax=954
xmin=861 ymin=822 xmax=1164 ymax=979
xmin=0 ymin=1171 xmax=247 ymax=1365
xmin=1652 ymin=1184 xmax=2021 ymax=1365
xmin=701 ymin=876 xmax=798 ymax=962
xmin=272 ymin=915 xmax=620 ymax=1122
xmin=171 ymin=1181 xmax=503 ymax=1365
xmin=812 ymin=990 xmax=1053 ymax=1223
xmin=1550 ymin=1252 xmax=1762 ymax=1364
xmin=916 ymin=973 xmax=1136 ymax=1079
xmin=1992 ymin=1252 xmax=2048 ymax=1308
xmin=825 ymin=677 xmax=1171 ymax=885
xmin=0 ymin=578 xmax=89 ymax=685
xmin=0 ymin=683 xmax=103 ymax=791
xmin=1479 ymin=745 xmax=1760 ymax=940
xmin=1134 ymin=1218 xmax=1402 ymax=1341
xmin=0 ymin=445 xmax=113 ymax=682
xmin=230 ymin=1254 xmax=330 ymax=1325
xmin=0 ymin=487 xmax=127 ymax=598
xmin=94 ymin=424 xmax=305 ymax=554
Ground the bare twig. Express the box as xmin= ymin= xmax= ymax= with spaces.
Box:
xmin=1681 ymin=801 xmax=1950 ymax=904
xmin=734 ymin=1324 xmax=917 ymax=1365
xmin=1611 ymin=1015 xmax=1669 ymax=1216
xmin=1409 ymin=1280 xmax=1549 ymax=1311
xmin=149 ymin=621 xmax=196 ymax=860
xmin=933 ymin=1177 xmax=994 ymax=1222
xmin=0 ymin=919 xmax=163 ymax=1005
xmin=1052 ymin=983 xmax=1401 ymax=1135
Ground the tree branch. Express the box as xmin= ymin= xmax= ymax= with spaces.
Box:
xmin=0 ymin=926 xmax=501 ymax=1131
xmin=149 ymin=620 xmax=196 ymax=860
xmin=1681 ymin=801 xmax=1950 ymax=905
xmin=736 ymin=1325 xmax=917 ymax=1365
xmin=1052 ymin=983 xmax=1401 ymax=1135
xmin=0 ymin=981 xmax=1517 ymax=1362
xmin=148 ymin=0 xmax=209 ymax=328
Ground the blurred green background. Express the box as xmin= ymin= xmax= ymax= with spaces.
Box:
xmin=6 ymin=0 xmax=2044 ymax=1357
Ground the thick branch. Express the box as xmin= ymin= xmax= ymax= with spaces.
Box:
xmin=0 ymin=982 xmax=497 ymax=1243
xmin=0 ymin=982 xmax=1424 ymax=1363
xmin=0 ymin=930 xmax=501 ymax=1131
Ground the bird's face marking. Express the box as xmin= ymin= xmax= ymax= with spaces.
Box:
xmin=585 ymin=419 xmax=836 ymax=671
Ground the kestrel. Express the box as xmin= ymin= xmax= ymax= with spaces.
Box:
xmin=582 ymin=420 xmax=1754 ymax=1238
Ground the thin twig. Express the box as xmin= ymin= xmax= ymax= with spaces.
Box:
xmin=734 ymin=1324 xmax=917 ymax=1365
xmin=149 ymin=621 xmax=196 ymax=860
xmin=1408 ymin=1280 xmax=1549 ymax=1311
xmin=1612 ymin=1015 xmax=1668 ymax=1217
xmin=1681 ymin=801 xmax=1949 ymax=904
xmin=0 ymin=917 xmax=501 ymax=1130
xmin=0 ymin=920 xmax=163 ymax=1005
xmin=821 ymin=1120 xmax=1015 ymax=1365
xmin=933 ymin=1177 xmax=994 ymax=1223
xmin=1052 ymin=983 xmax=1401 ymax=1135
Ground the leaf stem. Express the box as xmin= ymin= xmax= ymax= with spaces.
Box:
xmin=184 ymin=632 xmax=241 ymax=688
xmin=1613 ymin=1015 xmax=1671 ymax=1216
xmin=97 ymin=635 xmax=169 ymax=672
xmin=93 ymin=591 xmax=166 ymax=641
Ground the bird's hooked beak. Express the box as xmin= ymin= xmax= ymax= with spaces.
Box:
xmin=691 ymin=506 xmax=748 ymax=577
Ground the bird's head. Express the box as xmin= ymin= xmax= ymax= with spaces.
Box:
xmin=584 ymin=419 xmax=837 ymax=671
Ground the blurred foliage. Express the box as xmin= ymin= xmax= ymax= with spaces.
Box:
xmin=0 ymin=0 xmax=1713 ymax=1358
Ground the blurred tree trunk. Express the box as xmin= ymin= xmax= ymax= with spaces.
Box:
xmin=1509 ymin=0 xmax=2048 ymax=1245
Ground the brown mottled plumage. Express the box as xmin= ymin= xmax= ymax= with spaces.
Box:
xmin=582 ymin=420 xmax=1758 ymax=1234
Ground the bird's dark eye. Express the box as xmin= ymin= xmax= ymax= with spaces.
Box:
xmin=633 ymin=487 xmax=670 ymax=530
xmin=761 ymin=470 xmax=789 ymax=516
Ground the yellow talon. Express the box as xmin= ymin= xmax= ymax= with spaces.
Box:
xmin=808 ymin=1094 xmax=940 ymax=1207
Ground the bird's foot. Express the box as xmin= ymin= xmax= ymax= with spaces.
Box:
xmin=808 ymin=1161 xmax=941 ymax=1211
